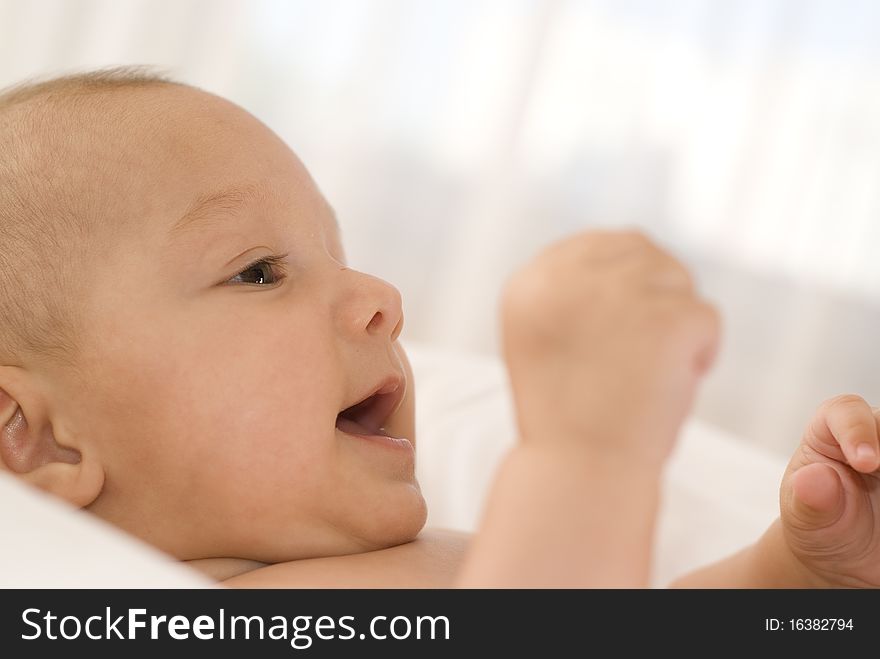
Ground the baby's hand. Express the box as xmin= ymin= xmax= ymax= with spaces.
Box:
xmin=780 ymin=394 xmax=880 ymax=587
xmin=500 ymin=229 xmax=720 ymax=467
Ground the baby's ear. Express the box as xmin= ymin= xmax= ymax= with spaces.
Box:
xmin=0 ymin=376 xmax=104 ymax=507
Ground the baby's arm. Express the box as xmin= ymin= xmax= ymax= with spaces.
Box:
xmin=671 ymin=394 xmax=880 ymax=588
xmin=456 ymin=444 xmax=663 ymax=587
xmin=456 ymin=230 xmax=720 ymax=587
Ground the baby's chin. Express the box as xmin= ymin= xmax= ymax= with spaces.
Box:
xmin=252 ymin=482 xmax=428 ymax=563
xmin=342 ymin=481 xmax=428 ymax=555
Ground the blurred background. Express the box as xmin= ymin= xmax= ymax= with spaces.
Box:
xmin=1 ymin=0 xmax=878 ymax=458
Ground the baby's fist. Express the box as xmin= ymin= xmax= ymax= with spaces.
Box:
xmin=500 ymin=229 xmax=720 ymax=466
xmin=780 ymin=394 xmax=880 ymax=587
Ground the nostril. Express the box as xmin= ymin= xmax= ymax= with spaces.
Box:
xmin=365 ymin=304 xmax=403 ymax=339
xmin=366 ymin=310 xmax=384 ymax=334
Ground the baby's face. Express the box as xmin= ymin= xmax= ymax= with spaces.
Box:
xmin=65 ymin=86 xmax=426 ymax=562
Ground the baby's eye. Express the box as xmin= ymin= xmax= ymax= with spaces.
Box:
xmin=227 ymin=255 xmax=287 ymax=286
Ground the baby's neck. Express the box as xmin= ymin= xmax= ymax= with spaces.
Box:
xmin=184 ymin=557 xmax=267 ymax=582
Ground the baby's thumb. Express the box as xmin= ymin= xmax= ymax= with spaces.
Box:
xmin=786 ymin=463 xmax=844 ymax=530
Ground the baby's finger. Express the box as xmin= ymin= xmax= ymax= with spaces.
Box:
xmin=788 ymin=463 xmax=845 ymax=529
xmin=812 ymin=394 xmax=880 ymax=472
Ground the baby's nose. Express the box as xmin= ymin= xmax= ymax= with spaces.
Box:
xmin=339 ymin=270 xmax=404 ymax=342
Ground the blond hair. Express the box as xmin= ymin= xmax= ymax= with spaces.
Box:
xmin=0 ymin=66 xmax=181 ymax=368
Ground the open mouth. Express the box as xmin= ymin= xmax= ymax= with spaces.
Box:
xmin=335 ymin=376 xmax=405 ymax=438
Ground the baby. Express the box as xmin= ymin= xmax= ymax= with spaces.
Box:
xmin=0 ymin=67 xmax=877 ymax=588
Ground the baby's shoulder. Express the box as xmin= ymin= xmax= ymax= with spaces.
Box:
xmin=223 ymin=528 xmax=470 ymax=588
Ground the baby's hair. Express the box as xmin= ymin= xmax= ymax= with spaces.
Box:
xmin=0 ymin=65 xmax=176 ymax=108
xmin=0 ymin=66 xmax=184 ymax=370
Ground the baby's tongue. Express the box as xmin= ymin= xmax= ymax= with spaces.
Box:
xmin=336 ymin=415 xmax=376 ymax=437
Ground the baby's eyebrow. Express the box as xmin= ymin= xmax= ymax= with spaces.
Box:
xmin=169 ymin=182 xmax=269 ymax=237
xmin=169 ymin=182 xmax=341 ymax=240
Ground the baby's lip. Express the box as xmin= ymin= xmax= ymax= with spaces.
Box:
xmin=337 ymin=373 xmax=406 ymax=435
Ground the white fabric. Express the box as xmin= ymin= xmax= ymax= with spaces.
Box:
xmin=0 ymin=340 xmax=787 ymax=587
xmin=408 ymin=340 xmax=788 ymax=587
xmin=0 ymin=473 xmax=212 ymax=587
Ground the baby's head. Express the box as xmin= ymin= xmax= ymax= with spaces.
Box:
xmin=0 ymin=67 xmax=426 ymax=565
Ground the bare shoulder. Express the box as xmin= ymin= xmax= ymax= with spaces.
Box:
xmin=223 ymin=528 xmax=471 ymax=589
